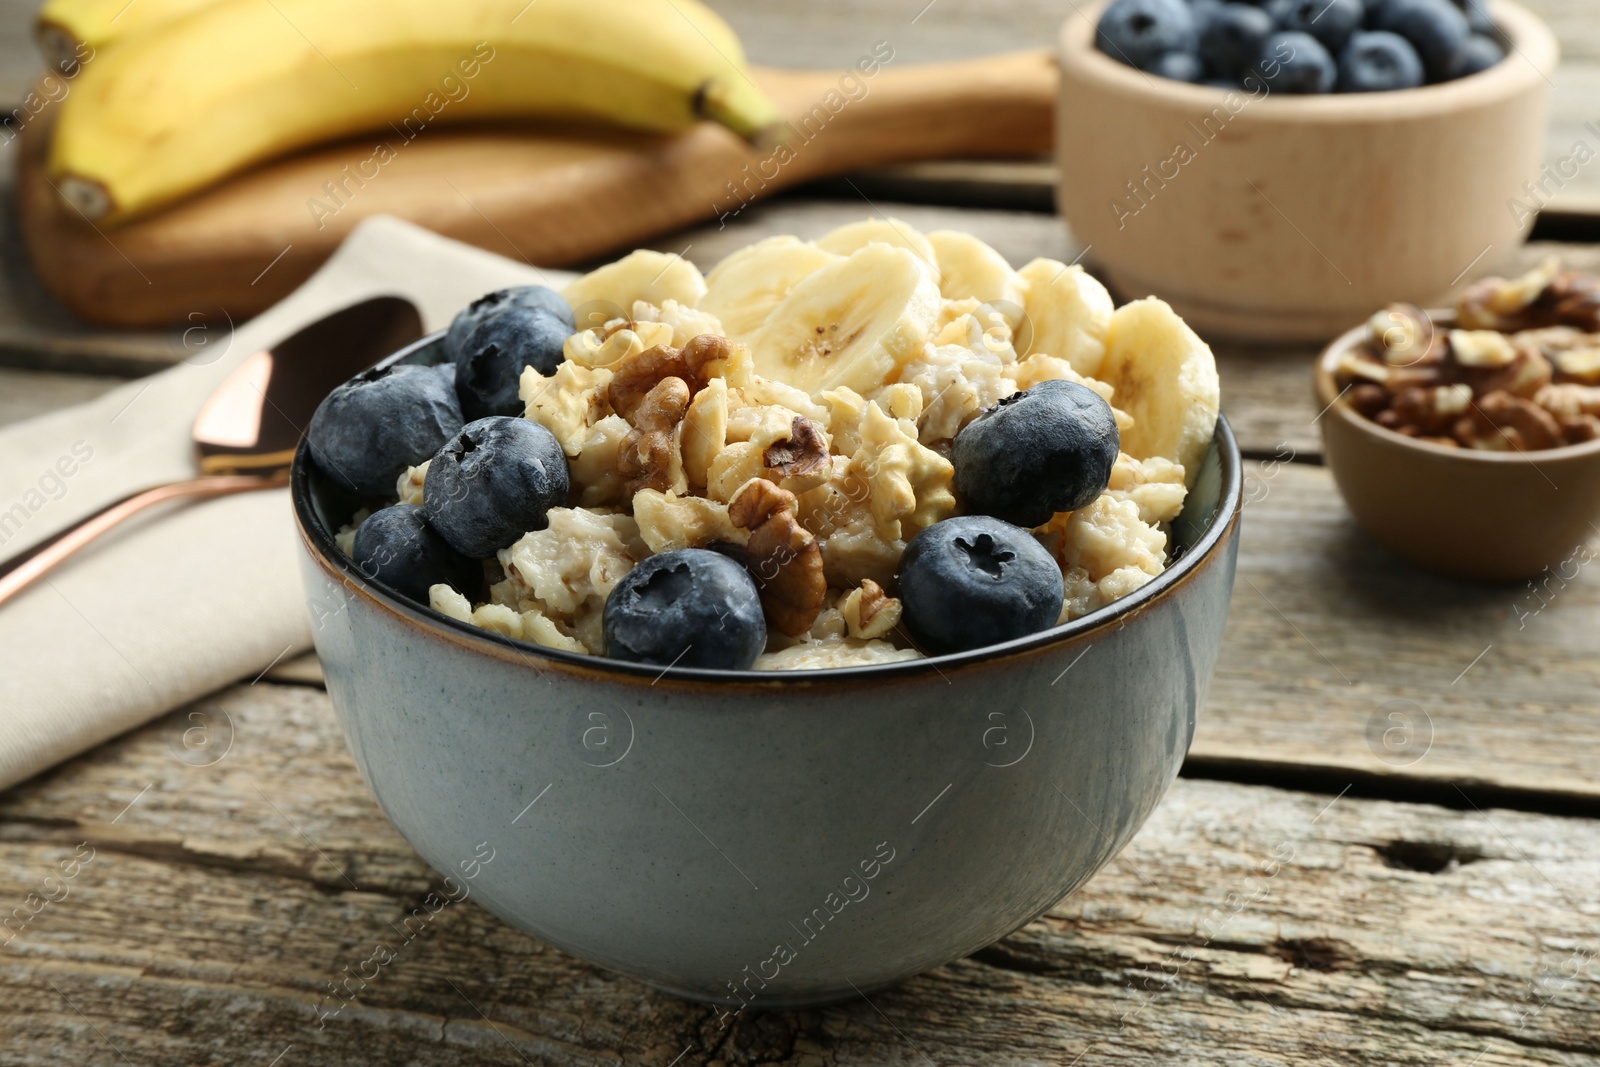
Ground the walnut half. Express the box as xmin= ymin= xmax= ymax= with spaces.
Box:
xmin=1453 ymin=389 xmax=1563 ymax=451
xmin=841 ymin=579 xmax=902 ymax=640
xmin=728 ymin=478 xmax=826 ymax=638
xmin=606 ymin=334 xmax=734 ymax=420
xmin=762 ymin=415 xmax=830 ymax=478
xmin=618 ymin=376 xmax=690 ymax=496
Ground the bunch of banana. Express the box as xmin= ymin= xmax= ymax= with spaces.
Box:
xmin=43 ymin=0 xmax=782 ymax=223
xmin=36 ymin=0 xmax=222 ymax=72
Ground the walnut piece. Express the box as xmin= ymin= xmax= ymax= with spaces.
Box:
xmin=840 ymin=579 xmax=902 ymax=641
xmin=1535 ymin=382 xmax=1600 ymax=418
xmin=1455 ymin=343 xmax=1551 ymax=399
xmin=618 ymin=376 xmax=690 ymax=496
xmin=762 ymin=416 xmax=831 ymax=478
xmin=1456 ymin=259 xmax=1560 ymax=329
xmin=1387 ymin=383 xmax=1473 ymax=436
xmin=1367 ymin=303 xmax=1436 ymax=366
xmin=728 ymin=478 xmax=827 ymax=638
xmin=1542 ymin=271 xmax=1600 ymax=332
xmin=1448 ymin=329 xmax=1516 ymax=368
xmin=1454 ymin=389 xmax=1563 ymax=451
xmin=1456 ymin=261 xmax=1600 ymax=333
xmin=606 ymin=334 xmax=734 ymax=419
xmin=1559 ymin=413 xmax=1600 ymax=442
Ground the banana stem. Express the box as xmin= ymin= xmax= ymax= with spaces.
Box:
xmin=694 ymin=76 xmax=783 ymax=143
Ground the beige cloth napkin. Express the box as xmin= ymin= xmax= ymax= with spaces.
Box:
xmin=0 ymin=216 xmax=574 ymax=791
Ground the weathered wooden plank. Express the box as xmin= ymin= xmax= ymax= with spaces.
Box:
xmin=1195 ymin=459 xmax=1600 ymax=803
xmin=0 ymin=0 xmax=39 ymax=105
xmin=0 ymin=682 xmax=1595 ymax=1065
xmin=0 ymin=139 xmax=184 ymax=377
xmin=261 ymin=651 xmax=328 ymax=687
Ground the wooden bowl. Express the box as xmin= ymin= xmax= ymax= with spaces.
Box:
xmin=1056 ymin=0 xmax=1558 ymax=343
xmin=1314 ymin=318 xmax=1600 ymax=582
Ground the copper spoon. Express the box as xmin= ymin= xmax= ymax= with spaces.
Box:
xmin=0 ymin=296 xmax=423 ymax=607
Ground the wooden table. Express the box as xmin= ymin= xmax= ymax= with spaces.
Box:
xmin=5 ymin=4 xmax=1600 ymax=1064
xmin=6 ymin=210 xmax=1599 ymax=1067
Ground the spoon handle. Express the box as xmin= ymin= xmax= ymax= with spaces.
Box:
xmin=0 ymin=473 xmax=288 ymax=609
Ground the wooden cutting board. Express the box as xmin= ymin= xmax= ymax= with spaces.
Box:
xmin=16 ymin=51 xmax=1055 ymax=328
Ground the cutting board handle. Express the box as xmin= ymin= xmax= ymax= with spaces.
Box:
xmin=754 ymin=48 xmax=1056 ymax=183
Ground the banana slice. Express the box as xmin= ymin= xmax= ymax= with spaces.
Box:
xmin=749 ymin=244 xmax=942 ymax=396
xmin=1017 ymin=258 xmax=1114 ymax=378
xmin=562 ymin=250 xmax=707 ymax=326
xmin=1097 ymin=298 xmax=1220 ymax=488
xmin=701 ymin=236 xmax=839 ymax=342
xmin=813 ymin=218 xmax=940 ymax=282
xmin=927 ymin=231 xmax=1027 ymax=322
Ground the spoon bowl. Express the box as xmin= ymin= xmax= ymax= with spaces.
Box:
xmin=0 ymin=296 xmax=422 ymax=606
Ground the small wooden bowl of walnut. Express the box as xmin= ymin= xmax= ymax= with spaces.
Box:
xmin=1314 ymin=261 xmax=1600 ymax=581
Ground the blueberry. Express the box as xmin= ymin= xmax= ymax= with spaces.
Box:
xmin=1151 ymin=49 xmax=1207 ymax=80
xmin=952 ymin=381 xmax=1120 ymax=529
xmin=1266 ymin=0 xmax=1364 ymax=53
xmin=445 ymin=285 xmax=573 ymax=360
xmin=1371 ymin=0 xmax=1468 ymax=81
xmin=1452 ymin=32 xmax=1502 ymax=76
xmin=423 ymin=416 xmax=569 ymax=558
xmin=1456 ymin=0 xmax=1497 ymax=38
xmin=455 ymin=307 xmax=570 ymax=421
xmin=350 ymin=504 xmax=481 ymax=604
xmin=1259 ymin=30 xmax=1337 ymax=91
xmin=897 ymin=517 xmax=1065 ymax=655
xmin=602 ymin=549 xmax=766 ymax=670
xmin=307 ymin=363 xmax=463 ymax=497
xmin=1199 ymin=3 xmax=1277 ymax=80
xmin=1337 ymin=29 xmax=1425 ymax=89
xmin=1096 ymin=0 xmax=1199 ymax=71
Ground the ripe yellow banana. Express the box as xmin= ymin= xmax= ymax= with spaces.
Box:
xmin=35 ymin=0 xmax=229 ymax=74
xmin=48 ymin=0 xmax=782 ymax=223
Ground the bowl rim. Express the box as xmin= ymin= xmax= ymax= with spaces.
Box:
xmin=291 ymin=332 xmax=1243 ymax=687
xmin=1313 ymin=308 xmax=1600 ymax=463
xmin=1057 ymin=0 xmax=1557 ymax=121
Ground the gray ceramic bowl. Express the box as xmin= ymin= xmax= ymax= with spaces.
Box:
xmin=292 ymin=331 xmax=1243 ymax=1008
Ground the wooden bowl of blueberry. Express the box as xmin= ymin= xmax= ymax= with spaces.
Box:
xmin=1056 ymin=0 xmax=1558 ymax=342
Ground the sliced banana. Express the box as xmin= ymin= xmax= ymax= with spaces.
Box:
xmin=813 ymin=217 xmax=940 ymax=282
xmin=749 ymin=244 xmax=942 ymax=396
xmin=927 ymin=231 xmax=1027 ymax=324
xmin=1017 ymin=258 xmax=1114 ymax=378
xmin=1098 ymin=298 xmax=1220 ymax=488
xmin=561 ymin=249 xmax=707 ymax=326
xmin=701 ymin=236 xmax=839 ymax=342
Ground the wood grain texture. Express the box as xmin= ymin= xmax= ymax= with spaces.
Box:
xmin=15 ymin=52 xmax=1056 ymax=327
xmin=1196 ymin=459 xmax=1600 ymax=803
xmin=0 ymin=682 xmax=1595 ymax=1065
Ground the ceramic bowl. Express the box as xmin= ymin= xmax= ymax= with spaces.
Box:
xmin=1055 ymin=0 xmax=1558 ymax=342
xmin=291 ymin=331 xmax=1243 ymax=1007
xmin=1315 ymin=316 xmax=1600 ymax=581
